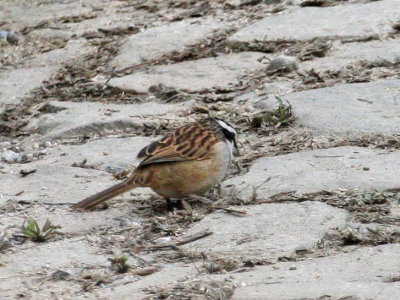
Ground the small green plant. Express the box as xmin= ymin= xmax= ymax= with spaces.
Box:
xmin=22 ymin=218 xmax=62 ymax=242
xmin=109 ymin=255 xmax=130 ymax=273
xmin=251 ymin=96 xmax=295 ymax=129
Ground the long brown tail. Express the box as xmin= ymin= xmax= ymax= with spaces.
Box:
xmin=72 ymin=180 xmax=137 ymax=211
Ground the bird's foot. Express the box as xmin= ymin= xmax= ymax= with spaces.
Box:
xmin=164 ymin=198 xmax=183 ymax=211
xmin=188 ymin=194 xmax=214 ymax=205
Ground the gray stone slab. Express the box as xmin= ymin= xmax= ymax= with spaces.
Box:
xmin=0 ymin=278 xmax=84 ymax=300
xmin=254 ymin=80 xmax=400 ymax=135
xmin=182 ymin=201 xmax=348 ymax=260
xmin=0 ymin=39 xmax=91 ymax=106
xmin=31 ymin=136 xmax=151 ymax=171
xmin=108 ymin=52 xmax=266 ymax=93
xmin=110 ymin=20 xmax=223 ymax=69
xmin=1 ymin=203 xmax=133 ymax=236
xmin=27 ymin=39 xmax=91 ymax=67
xmin=0 ymin=238 xmax=107 ymax=274
xmin=0 ymin=164 xmax=113 ymax=206
xmin=100 ymin=264 xmax=197 ymax=299
xmin=228 ymin=244 xmax=400 ymax=299
xmin=223 ymin=146 xmax=400 ymax=202
xmin=0 ymin=238 xmax=107 ymax=298
xmin=25 ymin=100 xmax=189 ymax=141
xmin=0 ymin=157 xmax=154 ymax=208
xmin=0 ymin=1 xmax=92 ymax=29
xmin=228 ymin=0 xmax=399 ymax=43
xmin=0 ymin=66 xmax=55 ymax=105
xmin=302 ymin=38 xmax=400 ymax=72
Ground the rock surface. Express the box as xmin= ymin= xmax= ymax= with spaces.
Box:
xmin=229 ymin=0 xmax=399 ymax=43
xmin=224 ymin=146 xmax=400 ymax=202
xmin=0 ymin=164 xmax=111 ymax=206
xmin=25 ymin=100 xmax=189 ymax=141
xmin=183 ymin=201 xmax=348 ymax=260
xmin=301 ymin=39 xmax=400 ymax=72
xmin=0 ymin=39 xmax=91 ymax=106
xmin=0 ymin=238 xmax=108 ymax=299
xmin=228 ymin=244 xmax=400 ymax=299
xmin=45 ymin=136 xmax=153 ymax=171
xmin=1 ymin=0 xmax=400 ymax=298
xmin=0 ymin=67 xmax=54 ymax=105
xmin=100 ymin=264 xmax=198 ymax=299
xmin=0 ymin=1 xmax=92 ymax=29
xmin=109 ymin=52 xmax=266 ymax=93
xmin=254 ymin=80 xmax=400 ymax=135
xmin=110 ymin=20 xmax=223 ymax=69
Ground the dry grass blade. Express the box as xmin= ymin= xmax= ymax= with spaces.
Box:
xmin=131 ymin=266 xmax=160 ymax=276
xmin=0 ymin=229 xmax=11 ymax=251
xmin=149 ymin=229 xmax=213 ymax=250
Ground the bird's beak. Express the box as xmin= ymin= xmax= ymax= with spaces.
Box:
xmin=233 ymin=139 xmax=240 ymax=156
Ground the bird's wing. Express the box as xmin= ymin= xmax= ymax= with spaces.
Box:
xmin=137 ymin=122 xmax=220 ymax=167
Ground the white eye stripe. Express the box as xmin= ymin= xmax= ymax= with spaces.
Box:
xmin=216 ymin=120 xmax=237 ymax=136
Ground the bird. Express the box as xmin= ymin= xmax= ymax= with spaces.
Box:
xmin=72 ymin=118 xmax=239 ymax=211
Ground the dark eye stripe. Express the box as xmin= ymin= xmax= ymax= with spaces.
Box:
xmin=222 ymin=128 xmax=236 ymax=140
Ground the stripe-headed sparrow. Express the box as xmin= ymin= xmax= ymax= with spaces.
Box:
xmin=72 ymin=118 xmax=238 ymax=210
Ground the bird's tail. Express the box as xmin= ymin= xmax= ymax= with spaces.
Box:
xmin=72 ymin=180 xmax=137 ymax=211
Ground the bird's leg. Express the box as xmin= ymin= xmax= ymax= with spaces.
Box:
xmin=217 ymin=184 xmax=222 ymax=197
xmin=189 ymin=194 xmax=247 ymax=215
xmin=188 ymin=194 xmax=214 ymax=205
xmin=164 ymin=198 xmax=183 ymax=211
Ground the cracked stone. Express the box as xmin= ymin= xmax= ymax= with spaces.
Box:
xmin=0 ymin=1 xmax=92 ymax=29
xmin=99 ymin=264 xmax=197 ymax=299
xmin=0 ymin=39 xmax=91 ymax=106
xmin=227 ymin=244 xmax=400 ymax=299
xmin=0 ymin=238 xmax=107 ymax=298
xmin=0 ymin=164 xmax=114 ymax=206
xmin=110 ymin=19 xmax=223 ymax=69
xmin=223 ymin=146 xmax=400 ymax=202
xmin=182 ymin=201 xmax=348 ymax=260
xmin=109 ymin=52 xmax=266 ymax=93
xmin=228 ymin=0 xmax=399 ymax=43
xmin=43 ymin=136 xmax=153 ymax=172
xmin=253 ymin=80 xmax=400 ymax=135
xmin=301 ymin=38 xmax=400 ymax=72
xmin=24 ymin=100 xmax=190 ymax=141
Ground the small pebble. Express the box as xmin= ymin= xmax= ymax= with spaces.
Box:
xmin=0 ymin=141 xmax=11 ymax=148
xmin=39 ymin=149 xmax=48 ymax=155
xmin=104 ymin=165 xmax=126 ymax=174
xmin=51 ymin=270 xmax=70 ymax=281
xmin=267 ymin=55 xmax=299 ymax=73
xmin=154 ymin=236 xmax=172 ymax=245
xmin=1 ymin=150 xmax=21 ymax=163
xmin=0 ymin=30 xmax=23 ymax=44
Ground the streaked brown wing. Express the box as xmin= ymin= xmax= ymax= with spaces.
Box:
xmin=137 ymin=122 xmax=219 ymax=167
